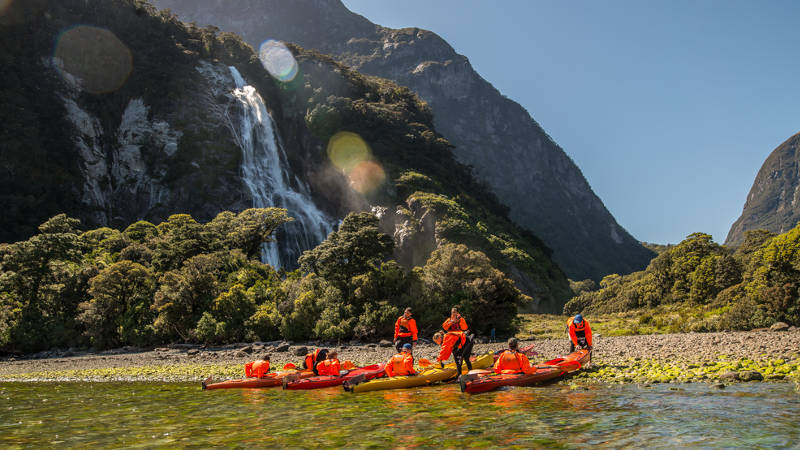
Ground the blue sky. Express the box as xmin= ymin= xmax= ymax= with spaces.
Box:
xmin=341 ymin=0 xmax=800 ymax=245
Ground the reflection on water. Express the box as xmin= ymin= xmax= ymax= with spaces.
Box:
xmin=1 ymin=382 xmax=798 ymax=448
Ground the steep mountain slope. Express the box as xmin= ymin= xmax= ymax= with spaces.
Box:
xmin=0 ymin=0 xmax=571 ymax=309
xmin=151 ymin=0 xmax=656 ymax=281
xmin=726 ymin=132 xmax=800 ymax=246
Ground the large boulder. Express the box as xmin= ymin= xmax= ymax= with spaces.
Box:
xmin=770 ymin=322 xmax=790 ymax=332
xmin=738 ymin=370 xmax=764 ymax=382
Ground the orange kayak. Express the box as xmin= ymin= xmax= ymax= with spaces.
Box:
xmin=460 ymin=349 xmax=591 ymax=394
xmin=202 ymin=369 xmax=314 ymax=390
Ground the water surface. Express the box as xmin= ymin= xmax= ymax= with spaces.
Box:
xmin=1 ymin=382 xmax=798 ymax=448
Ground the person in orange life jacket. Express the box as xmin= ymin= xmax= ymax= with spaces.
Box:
xmin=394 ymin=307 xmax=418 ymax=353
xmin=567 ymin=314 xmax=592 ymax=352
xmin=303 ymin=348 xmax=329 ymax=375
xmin=385 ymin=343 xmax=416 ymax=377
xmin=315 ymin=350 xmax=341 ymax=376
xmin=433 ymin=330 xmax=474 ymax=375
xmin=437 ymin=307 xmax=468 ymax=367
xmin=493 ymin=338 xmax=534 ymax=374
xmin=244 ymin=354 xmax=271 ymax=378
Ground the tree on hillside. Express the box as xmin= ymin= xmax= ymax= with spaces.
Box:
xmin=421 ymin=243 xmax=530 ymax=336
xmin=79 ymin=260 xmax=157 ymax=348
xmin=298 ymin=212 xmax=393 ymax=298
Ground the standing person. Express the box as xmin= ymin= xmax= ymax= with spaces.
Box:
xmin=315 ymin=350 xmax=341 ymax=376
xmin=244 ymin=354 xmax=271 ymax=378
xmin=433 ymin=331 xmax=474 ymax=376
xmin=303 ymin=348 xmax=329 ymax=375
xmin=437 ymin=307 xmax=469 ymax=368
xmin=493 ymin=338 xmax=534 ymax=374
xmin=393 ymin=307 xmax=418 ymax=353
xmin=385 ymin=343 xmax=416 ymax=377
xmin=567 ymin=314 xmax=592 ymax=352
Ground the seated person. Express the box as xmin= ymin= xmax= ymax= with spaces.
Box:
xmin=493 ymin=338 xmax=534 ymax=374
xmin=303 ymin=348 xmax=329 ymax=375
xmin=385 ymin=343 xmax=416 ymax=377
xmin=244 ymin=354 xmax=271 ymax=378
xmin=315 ymin=350 xmax=342 ymax=376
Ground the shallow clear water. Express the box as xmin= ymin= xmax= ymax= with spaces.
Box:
xmin=1 ymin=382 xmax=798 ymax=448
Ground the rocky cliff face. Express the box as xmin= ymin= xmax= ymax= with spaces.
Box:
xmin=726 ymin=132 xmax=800 ymax=246
xmin=1 ymin=0 xmax=573 ymax=308
xmin=0 ymin=0 xmax=336 ymax=267
xmin=150 ymin=0 xmax=655 ymax=281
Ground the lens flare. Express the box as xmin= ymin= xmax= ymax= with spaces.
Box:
xmin=348 ymin=161 xmax=386 ymax=194
xmin=0 ymin=0 xmax=13 ymax=16
xmin=54 ymin=25 xmax=132 ymax=94
xmin=327 ymin=131 xmax=372 ymax=172
xmin=258 ymin=40 xmax=298 ymax=82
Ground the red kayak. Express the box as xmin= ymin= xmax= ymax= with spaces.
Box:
xmin=460 ymin=349 xmax=591 ymax=394
xmin=283 ymin=364 xmax=385 ymax=390
xmin=202 ymin=369 xmax=314 ymax=390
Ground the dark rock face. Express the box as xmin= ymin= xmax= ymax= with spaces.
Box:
xmin=151 ymin=0 xmax=656 ymax=281
xmin=727 ymin=132 xmax=800 ymax=246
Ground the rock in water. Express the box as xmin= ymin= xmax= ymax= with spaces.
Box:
xmin=720 ymin=371 xmax=740 ymax=382
xmin=738 ymin=370 xmax=764 ymax=382
xmin=275 ymin=344 xmax=290 ymax=353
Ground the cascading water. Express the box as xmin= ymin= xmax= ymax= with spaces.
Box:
xmin=227 ymin=66 xmax=333 ymax=269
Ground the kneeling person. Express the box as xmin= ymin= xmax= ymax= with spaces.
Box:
xmin=494 ymin=338 xmax=534 ymax=374
xmin=315 ymin=350 xmax=341 ymax=376
xmin=385 ymin=343 xmax=416 ymax=377
xmin=244 ymin=354 xmax=271 ymax=378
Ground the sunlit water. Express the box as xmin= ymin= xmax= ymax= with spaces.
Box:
xmin=1 ymin=382 xmax=798 ymax=448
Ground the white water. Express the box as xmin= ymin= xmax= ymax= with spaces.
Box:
xmin=227 ymin=66 xmax=333 ymax=268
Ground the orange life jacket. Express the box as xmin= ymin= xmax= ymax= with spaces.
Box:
xmin=244 ymin=359 xmax=270 ymax=378
xmin=304 ymin=350 xmax=319 ymax=371
xmin=395 ymin=316 xmax=418 ymax=340
xmin=494 ymin=350 xmax=531 ymax=374
xmin=567 ymin=318 xmax=592 ymax=346
xmin=443 ymin=316 xmax=468 ymax=333
xmin=385 ymin=352 xmax=415 ymax=377
xmin=316 ymin=359 xmax=341 ymax=376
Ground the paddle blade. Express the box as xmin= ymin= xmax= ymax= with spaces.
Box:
xmin=342 ymin=360 xmax=356 ymax=370
xmin=418 ymin=358 xmax=433 ymax=368
xmin=283 ymin=362 xmax=296 ymax=370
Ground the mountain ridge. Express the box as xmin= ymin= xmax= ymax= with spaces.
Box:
xmin=151 ymin=0 xmax=656 ymax=281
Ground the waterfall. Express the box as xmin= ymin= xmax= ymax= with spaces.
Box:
xmin=227 ymin=66 xmax=333 ymax=269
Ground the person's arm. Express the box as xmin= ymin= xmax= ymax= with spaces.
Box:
xmin=405 ymin=355 xmax=416 ymax=375
xmin=394 ymin=317 xmax=400 ymax=341
xmin=411 ymin=319 xmax=418 ymax=342
xmin=493 ymin=352 xmax=503 ymax=374
xmin=459 ymin=317 xmax=468 ymax=331
xmin=520 ymin=353 xmax=534 ymax=374
xmin=245 ymin=361 xmax=254 ymax=378
xmin=385 ymin=358 xmax=394 ymax=377
xmin=568 ymin=323 xmax=577 ymax=345
xmin=442 ymin=318 xmax=451 ymax=331
xmin=331 ymin=360 xmax=341 ymax=375
xmin=585 ymin=322 xmax=593 ymax=347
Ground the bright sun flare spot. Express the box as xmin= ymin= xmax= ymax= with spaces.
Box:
xmin=258 ymin=40 xmax=298 ymax=82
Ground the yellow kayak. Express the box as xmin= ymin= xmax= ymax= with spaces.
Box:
xmin=344 ymin=353 xmax=493 ymax=393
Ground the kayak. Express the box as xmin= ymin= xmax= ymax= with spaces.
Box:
xmin=202 ymin=369 xmax=314 ymax=390
xmin=344 ymin=353 xmax=494 ymax=393
xmin=284 ymin=364 xmax=385 ymax=390
xmin=460 ymin=349 xmax=591 ymax=394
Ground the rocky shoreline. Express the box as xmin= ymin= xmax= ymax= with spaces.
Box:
xmin=1 ymin=330 xmax=799 ymax=386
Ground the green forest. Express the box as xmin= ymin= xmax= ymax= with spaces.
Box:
xmin=565 ymin=226 xmax=800 ymax=331
xmin=0 ymin=210 xmax=529 ymax=353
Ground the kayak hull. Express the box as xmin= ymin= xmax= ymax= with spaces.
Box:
xmin=460 ymin=366 xmax=564 ymax=394
xmin=461 ymin=349 xmax=592 ymax=394
xmin=202 ymin=370 xmax=313 ymax=390
xmin=284 ymin=364 xmax=385 ymax=390
xmin=345 ymin=353 xmax=494 ymax=393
